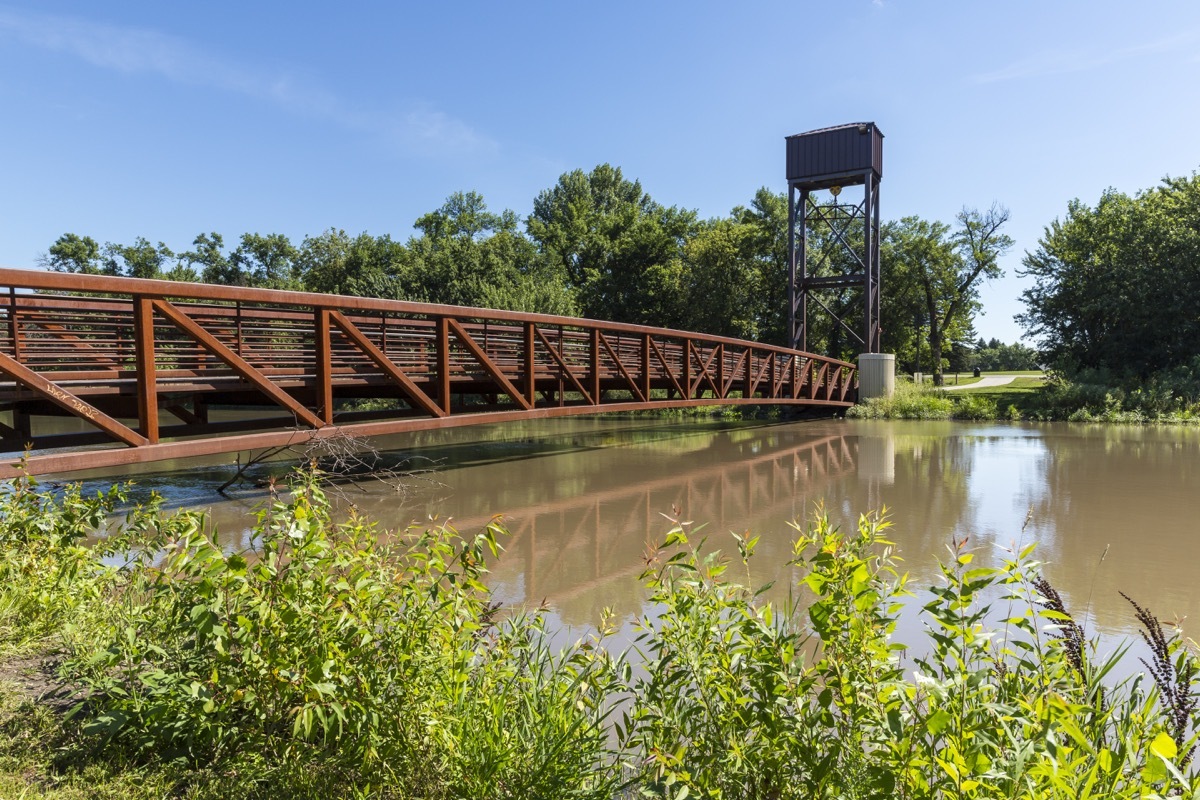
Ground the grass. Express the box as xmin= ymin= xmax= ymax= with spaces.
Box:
xmin=940 ymin=374 xmax=983 ymax=386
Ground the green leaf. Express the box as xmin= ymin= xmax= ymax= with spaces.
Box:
xmin=1150 ymin=731 xmax=1178 ymax=761
xmin=926 ymin=709 xmax=952 ymax=735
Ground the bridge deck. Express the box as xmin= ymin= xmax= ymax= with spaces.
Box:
xmin=0 ymin=268 xmax=856 ymax=477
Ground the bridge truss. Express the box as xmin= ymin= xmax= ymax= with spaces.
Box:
xmin=0 ymin=268 xmax=856 ymax=477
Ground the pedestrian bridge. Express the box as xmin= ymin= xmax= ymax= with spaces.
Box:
xmin=0 ymin=268 xmax=856 ymax=477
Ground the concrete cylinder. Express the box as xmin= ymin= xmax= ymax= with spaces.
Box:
xmin=857 ymin=353 xmax=895 ymax=400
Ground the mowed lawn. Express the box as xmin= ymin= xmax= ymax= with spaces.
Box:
xmin=949 ymin=372 xmax=1047 ymax=412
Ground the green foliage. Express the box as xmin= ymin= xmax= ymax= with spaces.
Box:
xmin=621 ymin=513 xmax=908 ymax=797
xmin=1020 ymin=173 xmax=1200 ymax=381
xmin=102 ymin=237 xmax=176 ymax=280
xmin=64 ymin=475 xmax=621 ymax=798
xmin=953 ymin=394 xmax=999 ymax=420
xmin=996 ymin=369 xmax=1200 ymax=423
xmin=847 ymin=381 xmax=955 ymax=420
xmin=883 ymin=207 xmax=1013 ymax=383
xmin=38 ymin=233 xmax=105 ymax=275
xmin=0 ymin=471 xmax=180 ymax=656
xmin=527 ymin=164 xmax=699 ymax=326
xmin=7 ymin=473 xmax=1200 ymax=797
xmin=231 ymin=232 xmax=301 ymax=290
xmin=678 ymin=218 xmax=761 ymax=339
xmin=973 ymin=338 xmax=1040 ymax=372
xmin=625 ymin=517 xmax=1200 ymax=798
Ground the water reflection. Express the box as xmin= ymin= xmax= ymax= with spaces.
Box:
xmin=70 ymin=417 xmax=1200 ymax=647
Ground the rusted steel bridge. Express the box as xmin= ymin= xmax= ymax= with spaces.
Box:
xmin=0 ymin=268 xmax=856 ymax=477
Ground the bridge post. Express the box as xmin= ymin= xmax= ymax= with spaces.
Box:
xmin=590 ymin=328 xmax=601 ymax=405
xmin=436 ymin=317 xmax=451 ymax=414
xmin=523 ymin=322 xmax=536 ymax=406
xmin=314 ymin=308 xmax=333 ymax=424
xmin=640 ymin=334 xmax=651 ymax=401
xmin=133 ymin=296 xmax=159 ymax=443
xmin=686 ymin=340 xmax=696 ymax=400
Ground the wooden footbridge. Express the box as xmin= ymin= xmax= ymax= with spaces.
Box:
xmin=0 ymin=268 xmax=856 ymax=477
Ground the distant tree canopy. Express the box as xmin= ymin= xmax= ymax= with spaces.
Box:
xmin=38 ymin=165 xmax=1006 ymax=365
xmin=973 ymin=338 xmax=1040 ymax=371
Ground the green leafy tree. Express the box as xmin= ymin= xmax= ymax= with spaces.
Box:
xmin=731 ymin=188 xmax=791 ymax=345
xmin=397 ymin=191 xmax=576 ymax=314
xmin=38 ymin=233 xmax=106 ymax=275
xmin=99 ymin=237 xmax=175 ymax=280
xmin=973 ymin=338 xmax=1039 ymax=371
xmin=527 ymin=164 xmax=697 ymax=325
xmin=1019 ymin=174 xmax=1200 ymax=379
xmin=880 ymin=221 xmax=930 ymax=371
xmin=232 ymin=233 xmax=299 ymax=290
xmin=298 ymin=230 xmax=410 ymax=297
xmin=679 ymin=218 xmax=760 ymax=339
xmin=887 ymin=207 xmax=1011 ymax=384
xmin=179 ymin=232 xmax=237 ymax=285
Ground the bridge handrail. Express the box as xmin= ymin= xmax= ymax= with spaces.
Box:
xmin=0 ymin=267 xmax=855 ymax=368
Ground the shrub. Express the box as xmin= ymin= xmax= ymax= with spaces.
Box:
xmin=64 ymin=476 xmax=623 ymax=799
xmin=951 ymin=394 xmax=998 ymax=420
xmin=0 ymin=470 xmax=182 ymax=655
xmin=624 ymin=517 xmax=1200 ymax=798
xmin=847 ymin=382 xmax=954 ymax=420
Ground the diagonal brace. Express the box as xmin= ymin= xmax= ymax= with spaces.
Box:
xmin=0 ymin=350 xmax=147 ymax=446
xmin=152 ymin=299 xmax=325 ymax=429
xmin=448 ymin=319 xmax=533 ymax=410
xmin=329 ymin=311 xmax=446 ymax=418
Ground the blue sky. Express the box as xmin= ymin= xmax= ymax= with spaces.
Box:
xmin=1 ymin=2 xmax=1198 ymax=344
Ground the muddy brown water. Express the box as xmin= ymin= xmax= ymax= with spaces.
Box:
xmin=47 ymin=416 xmax=1200 ymax=657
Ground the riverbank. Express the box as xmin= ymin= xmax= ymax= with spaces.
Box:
xmin=3 ymin=468 xmax=1199 ymax=798
xmin=850 ymin=372 xmax=1200 ymax=424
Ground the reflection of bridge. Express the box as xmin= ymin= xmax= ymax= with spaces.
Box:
xmin=0 ymin=269 xmax=857 ymax=477
xmin=452 ymin=430 xmax=859 ymax=617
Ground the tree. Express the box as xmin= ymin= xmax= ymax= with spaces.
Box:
xmin=232 ymin=233 xmax=299 ymax=289
xmin=1018 ymin=174 xmax=1200 ymax=379
xmin=974 ymin=339 xmax=1039 ymax=371
xmin=179 ymin=233 xmax=236 ymax=285
xmin=679 ymin=218 xmax=759 ymax=339
xmin=39 ymin=233 xmax=105 ymax=274
xmin=731 ymin=188 xmax=790 ymax=345
xmin=886 ymin=207 xmax=1011 ymax=384
xmin=527 ymin=164 xmax=698 ymax=325
xmin=298 ymin=230 xmax=410 ymax=298
xmin=99 ymin=237 xmax=175 ymax=280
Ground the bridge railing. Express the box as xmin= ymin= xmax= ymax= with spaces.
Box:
xmin=0 ymin=267 xmax=856 ymax=475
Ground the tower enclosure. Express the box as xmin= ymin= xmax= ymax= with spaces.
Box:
xmin=786 ymin=122 xmax=883 ymax=356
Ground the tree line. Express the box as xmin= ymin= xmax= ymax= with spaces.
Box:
xmin=41 ymin=163 xmax=1014 ymax=381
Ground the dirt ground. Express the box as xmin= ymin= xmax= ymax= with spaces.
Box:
xmin=0 ymin=652 xmax=76 ymax=712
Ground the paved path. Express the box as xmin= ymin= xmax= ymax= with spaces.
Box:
xmin=940 ymin=375 xmax=1018 ymax=391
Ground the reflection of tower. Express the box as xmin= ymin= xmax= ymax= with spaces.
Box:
xmin=786 ymin=123 xmax=884 ymax=356
xmin=856 ymin=432 xmax=895 ymax=513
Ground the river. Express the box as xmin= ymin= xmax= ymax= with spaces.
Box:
xmin=62 ymin=416 xmax=1200 ymax=653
